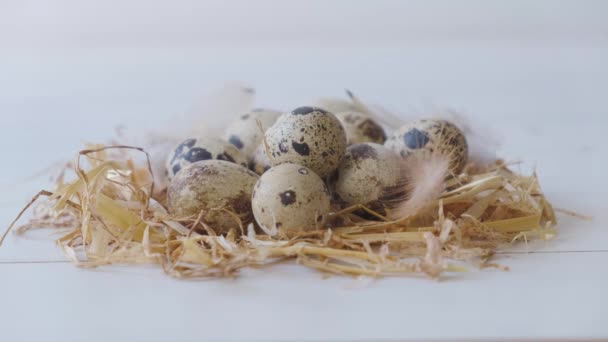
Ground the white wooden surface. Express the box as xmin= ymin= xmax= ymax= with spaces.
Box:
xmin=1 ymin=1 xmax=607 ymax=341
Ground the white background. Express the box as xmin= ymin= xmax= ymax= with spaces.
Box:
xmin=0 ymin=1 xmax=607 ymax=341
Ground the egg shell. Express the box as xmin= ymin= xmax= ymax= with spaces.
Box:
xmin=384 ymin=119 xmax=469 ymax=174
xmin=265 ymin=106 xmax=347 ymax=178
xmin=249 ymin=143 xmax=272 ymax=175
xmin=335 ymin=111 xmax=386 ymax=145
xmin=167 ymin=160 xmax=259 ymax=234
xmin=252 ymin=163 xmax=331 ymax=232
xmin=166 ymin=137 xmax=248 ymax=179
xmin=333 ymin=143 xmax=406 ymax=211
xmin=223 ymin=109 xmax=282 ymax=158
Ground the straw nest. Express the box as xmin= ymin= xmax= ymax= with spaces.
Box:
xmin=1 ymin=143 xmax=557 ymax=279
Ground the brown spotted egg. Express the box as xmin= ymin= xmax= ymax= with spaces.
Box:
xmin=333 ymin=143 xmax=406 ymax=213
xmin=384 ymin=119 xmax=469 ymax=174
xmin=265 ymin=106 xmax=347 ymax=178
xmin=249 ymin=144 xmax=272 ymax=175
xmin=166 ymin=137 xmax=247 ymax=178
xmin=167 ymin=160 xmax=259 ymax=234
xmin=252 ymin=163 xmax=331 ymax=232
xmin=223 ymin=108 xmax=282 ymax=158
xmin=335 ymin=111 xmax=386 ymax=145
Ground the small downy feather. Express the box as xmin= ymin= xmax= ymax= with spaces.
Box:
xmin=386 ymin=154 xmax=450 ymax=221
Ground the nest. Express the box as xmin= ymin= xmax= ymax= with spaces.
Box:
xmin=1 ymin=143 xmax=557 ymax=279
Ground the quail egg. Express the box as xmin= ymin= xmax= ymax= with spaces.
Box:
xmin=223 ymin=108 xmax=282 ymax=158
xmin=265 ymin=106 xmax=347 ymax=178
xmin=333 ymin=143 xmax=406 ymax=213
xmin=166 ymin=137 xmax=248 ymax=178
xmin=167 ymin=160 xmax=259 ymax=234
xmin=252 ymin=163 xmax=331 ymax=232
xmin=249 ymin=143 xmax=272 ymax=175
xmin=335 ymin=111 xmax=386 ymax=145
xmin=384 ymin=119 xmax=468 ymax=174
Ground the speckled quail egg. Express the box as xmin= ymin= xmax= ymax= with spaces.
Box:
xmin=335 ymin=111 xmax=386 ymax=145
xmin=265 ymin=106 xmax=347 ymax=178
xmin=166 ymin=137 xmax=248 ymax=178
xmin=249 ymin=143 xmax=272 ymax=175
xmin=223 ymin=108 xmax=282 ymax=158
xmin=384 ymin=119 xmax=469 ymax=174
xmin=167 ymin=160 xmax=259 ymax=234
xmin=252 ymin=163 xmax=331 ymax=232
xmin=333 ymin=143 xmax=406 ymax=213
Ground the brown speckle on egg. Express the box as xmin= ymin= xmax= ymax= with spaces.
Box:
xmin=333 ymin=143 xmax=406 ymax=214
xmin=167 ymin=160 xmax=259 ymax=234
xmin=223 ymin=109 xmax=282 ymax=158
xmin=279 ymin=190 xmax=297 ymax=206
xmin=265 ymin=106 xmax=347 ymax=177
xmin=252 ymin=163 xmax=331 ymax=232
xmin=166 ymin=137 xmax=248 ymax=179
xmin=385 ymin=119 xmax=468 ymax=175
xmin=228 ymin=135 xmax=244 ymax=149
xmin=335 ymin=111 xmax=386 ymax=145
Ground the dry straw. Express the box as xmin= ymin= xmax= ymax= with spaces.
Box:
xmin=1 ymin=141 xmax=557 ymax=279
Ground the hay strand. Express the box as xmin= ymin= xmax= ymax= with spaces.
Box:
xmin=2 ymin=144 xmax=561 ymax=280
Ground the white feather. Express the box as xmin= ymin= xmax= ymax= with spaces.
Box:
xmin=343 ymin=93 xmax=502 ymax=166
xmin=387 ymin=154 xmax=450 ymax=221
xmin=188 ymin=83 xmax=255 ymax=136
